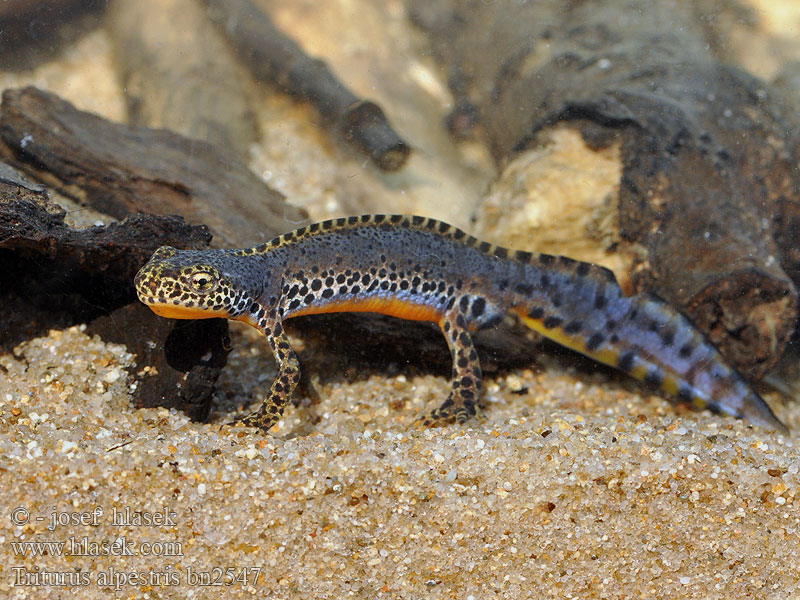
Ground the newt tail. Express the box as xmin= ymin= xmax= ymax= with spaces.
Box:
xmin=134 ymin=214 xmax=787 ymax=434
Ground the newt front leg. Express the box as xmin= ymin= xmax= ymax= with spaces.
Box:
xmin=239 ymin=319 xmax=301 ymax=431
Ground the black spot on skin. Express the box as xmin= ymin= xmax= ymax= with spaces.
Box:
xmin=552 ymin=294 xmax=562 ymax=308
xmin=424 ymin=219 xmax=436 ymax=230
xmin=304 ymin=294 xmax=315 ymax=304
xmin=478 ymin=241 xmax=492 ymax=253
xmin=295 ymin=226 xmax=307 ymax=236
xmin=516 ymin=251 xmax=533 ymax=263
xmin=618 ymin=351 xmax=636 ymax=372
xmin=373 ymin=214 xmax=386 ymax=224
xmin=390 ymin=214 xmax=403 ymax=224
xmin=677 ymin=385 xmax=693 ymax=403
xmin=288 ymin=299 xmax=301 ymax=311
xmin=471 ymin=297 xmax=486 ymax=318
xmin=559 ymin=256 xmax=577 ymax=268
xmin=438 ymin=222 xmax=449 ymax=233
xmin=348 ymin=215 xmax=359 ymax=224
xmin=543 ymin=316 xmax=563 ymax=329
xmin=309 ymin=223 xmax=320 ymax=233
xmin=249 ymin=302 xmax=259 ymax=313
xmin=412 ymin=215 xmax=424 ymax=225
xmin=576 ymin=263 xmax=590 ymax=277
xmin=661 ymin=329 xmax=675 ymax=347
xmin=516 ymin=283 xmax=534 ymax=295
xmin=336 ymin=274 xmax=346 ymax=284
xmin=563 ymin=320 xmax=583 ymax=334
xmin=594 ymin=292 xmax=607 ymax=310
xmin=529 ymin=307 xmax=545 ymax=319
xmin=336 ymin=217 xmax=347 ymax=226
xmin=678 ymin=343 xmax=694 ymax=359
xmin=361 ymin=214 xmax=371 ymax=222
xmin=321 ymin=289 xmax=334 ymax=299
xmin=494 ymin=247 xmax=508 ymax=260
xmin=311 ymin=279 xmax=322 ymax=291
xmin=459 ymin=296 xmax=470 ymax=312
xmin=644 ymin=369 xmax=664 ymax=387
xmin=453 ymin=229 xmax=465 ymax=240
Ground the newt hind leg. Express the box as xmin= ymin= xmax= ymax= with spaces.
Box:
xmin=237 ymin=320 xmax=301 ymax=431
xmin=416 ymin=311 xmax=483 ymax=427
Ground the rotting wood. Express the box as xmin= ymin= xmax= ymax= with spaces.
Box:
xmin=106 ymin=0 xmax=260 ymax=159
xmin=0 ymin=87 xmax=307 ymax=248
xmin=412 ymin=0 xmax=799 ymax=379
xmin=201 ymin=0 xmax=411 ymax=171
xmin=0 ymin=162 xmax=228 ymax=420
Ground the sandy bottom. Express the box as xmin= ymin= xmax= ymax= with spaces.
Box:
xmin=1 ymin=323 xmax=798 ymax=599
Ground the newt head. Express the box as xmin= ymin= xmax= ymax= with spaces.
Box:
xmin=134 ymin=246 xmax=263 ymax=321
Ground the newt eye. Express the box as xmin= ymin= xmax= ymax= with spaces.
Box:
xmin=190 ymin=271 xmax=216 ymax=292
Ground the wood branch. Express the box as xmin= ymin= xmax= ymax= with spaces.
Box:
xmin=106 ymin=0 xmax=259 ymax=158
xmin=413 ymin=0 xmax=799 ymax=379
xmin=0 ymin=87 xmax=307 ymax=247
xmin=201 ymin=0 xmax=411 ymax=171
xmin=0 ymin=164 xmax=227 ymax=420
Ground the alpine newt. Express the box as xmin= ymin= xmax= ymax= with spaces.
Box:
xmin=134 ymin=214 xmax=787 ymax=434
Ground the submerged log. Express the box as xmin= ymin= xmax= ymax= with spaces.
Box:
xmin=0 ymin=87 xmax=307 ymax=248
xmin=0 ymin=163 xmax=228 ymax=420
xmin=412 ymin=0 xmax=799 ymax=379
xmin=202 ymin=0 xmax=410 ymax=171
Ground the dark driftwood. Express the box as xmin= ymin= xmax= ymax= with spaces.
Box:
xmin=0 ymin=87 xmax=307 ymax=248
xmin=0 ymin=163 xmax=228 ymax=420
xmin=292 ymin=313 xmax=541 ymax=387
xmin=201 ymin=0 xmax=410 ymax=171
xmin=0 ymin=0 xmax=105 ymax=70
xmin=107 ymin=0 xmax=259 ymax=159
xmin=412 ymin=0 xmax=799 ymax=379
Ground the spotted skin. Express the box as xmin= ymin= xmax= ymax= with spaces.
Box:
xmin=134 ymin=214 xmax=787 ymax=434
